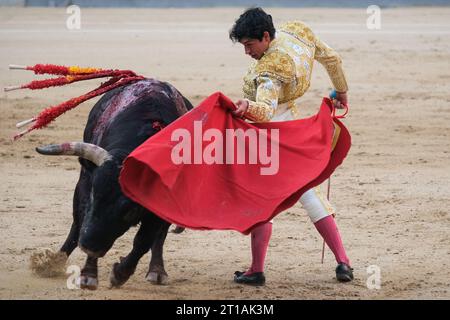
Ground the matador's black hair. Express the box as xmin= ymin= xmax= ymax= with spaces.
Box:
xmin=229 ymin=7 xmax=276 ymax=42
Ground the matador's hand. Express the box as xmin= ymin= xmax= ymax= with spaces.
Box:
xmin=333 ymin=91 xmax=348 ymax=109
xmin=232 ymin=99 xmax=249 ymax=118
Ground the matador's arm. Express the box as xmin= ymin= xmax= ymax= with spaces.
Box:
xmin=244 ymin=76 xmax=282 ymax=122
xmin=314 ymin=37 xmax=349 ymax=93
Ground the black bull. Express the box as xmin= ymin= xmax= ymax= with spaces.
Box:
xmin=36 ymin=79 xmax=193 ymax=289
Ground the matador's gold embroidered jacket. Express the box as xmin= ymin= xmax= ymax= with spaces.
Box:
xmin=243 ymin=21 xmax=348 ymax=122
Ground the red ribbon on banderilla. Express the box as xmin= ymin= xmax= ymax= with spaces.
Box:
xmin=5 ymin=64 xmax=145 ymax=141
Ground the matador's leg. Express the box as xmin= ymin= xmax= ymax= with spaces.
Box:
xmin=299 ymin=186 xmax=353 ymax=282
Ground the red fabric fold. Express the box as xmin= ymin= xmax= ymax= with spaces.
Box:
xmin=119 ymin=92 xmax=351 ymax=234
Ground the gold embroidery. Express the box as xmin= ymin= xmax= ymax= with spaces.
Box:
xmin=279 ymin=21 xmax=316 ymax=47
xmin=244 ymin=77 xmax=280 ymax=122
xmin=242 ymin=76 xmax=255 ymax=101
xmin=331 ymin=121 xmax=341 ymax=151
xmin=314 ymin=37 xmax=349 ymax=92
xmin=254 ymin=50 xmax=296 ymax=83
xmin=246 ymin=101 xmax=274 ymax=122
xmin=287 ymin=101 xmax=300 ymax=119
xmin=314 ymin=185 xmax=336 ymax=216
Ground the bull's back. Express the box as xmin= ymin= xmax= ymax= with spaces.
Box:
xmin=83 ymin=79 xmax=192 ymax=149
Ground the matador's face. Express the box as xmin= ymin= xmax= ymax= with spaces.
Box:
xmin=239 ymin=31 xmax=272 ymax=60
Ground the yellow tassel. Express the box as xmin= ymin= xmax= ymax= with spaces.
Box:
xmin=68 ymin=66 xmax=101 ymax=75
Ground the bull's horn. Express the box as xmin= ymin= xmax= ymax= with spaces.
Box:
xmin=36 ymin=142 xmax=112 ymax=166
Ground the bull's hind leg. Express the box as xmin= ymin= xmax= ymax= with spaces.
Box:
xmin=146 ymin=221 xmax=170 ymax=285
xmin=79 ymin=256 xmax=98 ymax=290
xmin=109 ymin=214 xmax=162 ymax=288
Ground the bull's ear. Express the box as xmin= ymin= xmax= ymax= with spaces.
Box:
xmin=79 ymin=158 xmax=97 ymax=172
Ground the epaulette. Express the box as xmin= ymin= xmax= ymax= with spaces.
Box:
xmin=279 ymin=21 xmax=315 ymax=47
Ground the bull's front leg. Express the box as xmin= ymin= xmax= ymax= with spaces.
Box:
xmin=109 ymin=215 xmax=158 ymax=288
xmin=79 ymin=256 xmax=98 ymax=290
xmin=59 ymin=200 xmax=80 ymax=258
xmin=146 ymin=222 xmax=170 ymax=285
xmin=60 ymin=174 xmax=89 ymax=256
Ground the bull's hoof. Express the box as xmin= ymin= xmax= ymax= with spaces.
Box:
xmin=170 ymin=226 xmax=185 ymax=234
xmin=79 ymin=274 xmax=98 ymax=290
xmin=145 ymin=270 xmax=168 ymax=285
xmin=109 ymin=262 xmax=132 ymax=288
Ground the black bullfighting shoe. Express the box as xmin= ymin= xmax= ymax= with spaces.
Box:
xmin=234 ymin=271 xmax=266 ymax=286
xmin=336 ymin=263 xmax=354 ymax=282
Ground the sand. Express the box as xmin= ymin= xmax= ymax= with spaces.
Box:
xmin=0 ymin=7 xmax=449 ymax=299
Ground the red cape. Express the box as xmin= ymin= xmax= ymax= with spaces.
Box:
xmin=119 ymin=92 xmax=351 ymax=234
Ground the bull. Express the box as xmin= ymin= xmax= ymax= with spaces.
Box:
xmin=35 ymin=79 xmax=192 ymax=289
